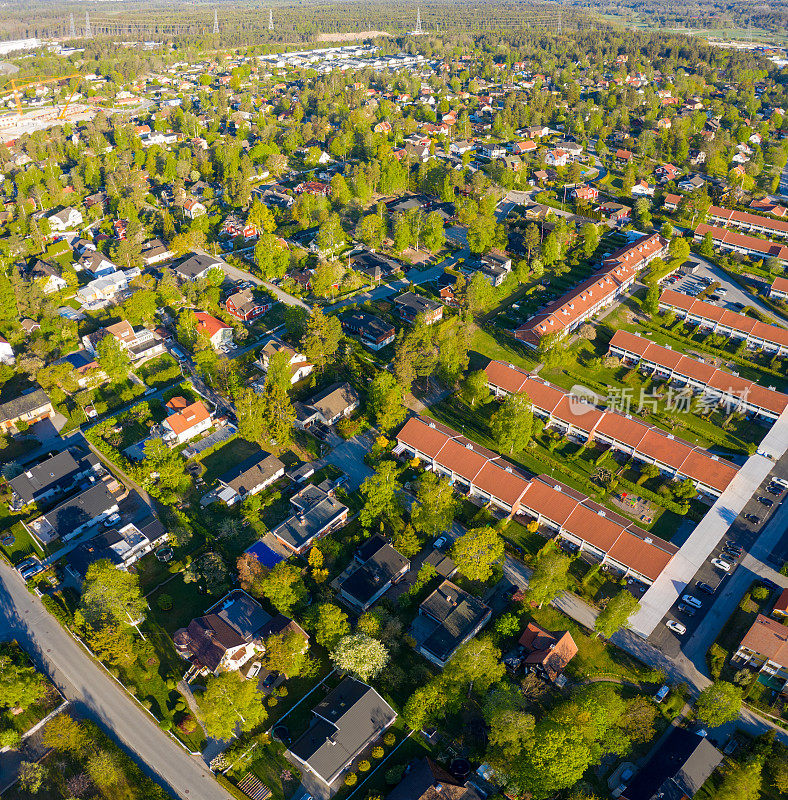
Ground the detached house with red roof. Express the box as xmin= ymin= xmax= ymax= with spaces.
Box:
xmin=518 ymin=622 xmax=577 ymax=682
xmin=161 ymin=397 xmax=213 ymax=445
xmin=194 ymin=311 xmax=234 ymax=350
xmin=735 ymin=614 xmax=788 ymax=688
xmin=572 ymin=185 xmax=599 ymax=202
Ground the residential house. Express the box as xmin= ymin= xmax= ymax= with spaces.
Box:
xmin=141 ymin=238 xmax=175 ymax=265
xmin=25 ymin=479 xmax=121 ymax=545
xmin=693 ymin=224 xmax=788 ymax=265
xmin=225 ymin=288 xmax=271 ymax=322
xmin=220 ymin=214 xmax=258 ymax=240
xmin=660 ymin=288 xmax=788 ymax=355
xmin=497 ymin=154 xmax=522 ymax=172
xmin=393 ymin=292 xmax=443 ymax=325
xmin=750 ymin=197 xmax=787 ymax=217
xmin=0 ymin=336 xmax=13 ymax=365
xmin=678 ymin=174 xmax=705 ymax=193
xmin=615 ymin=149 xmax=633 ymax=163
xmin=47 ymin=207 xmax=83 ymax=231
xmin=655 ymin=163 xmax=679 ymax=183
xmin=350 ymin=250 xmax=403 ymax=281
xmin=194 ymin=312 xmax=234 ymax=350
xmin=341 ymin=311 xmax=396 ymax=351
xmin=773 ymin=588 xmax=788 ymax=617
xmin=76 ymin=271 xmax=129 ymax=306
xmin=269 ymin=482 xmax=348 ymax=555
xmin=28 ymin=259 xmax=67 ymax=294
xmin=183 ymin=198 xmax=206 ymax=219
xmin=572 ymin=185 xmax=599 ymax=202
xmin=215 ymin=451 xmax=286 ymax=506
xmin=82 ymin=321 xmax=164 ymax=362
xmin=514 ymin=233 xmax=667 ymax=347
xmin=477 ymin=249 xmax=512 ymax=286
xmin=256 ymin=339 xmax=313 ymax=384
xmin=337 ymin=535 xmax=410 ymax=611
xmin=387 ymin=758 xmax=483 ymax=800
xmin=554 ymin=140 xmax=583 ymax=160
xmin=599 ymin=202 xmax=631 ymax=223
xmin=161 ymin=397 xmax=213 ymax=444
xmin=518 ymin=621 xmax=577 ymax=682
xmin=770 ymin=276 xmax=788 ymax=301
xmin=0 ymin=388 xmax=55 ymax=434
xmin=608 ymin=329 xmax=788 ymax=421
xmin=621 ymin=729 xmax=722 ymax=800
xmin=295 ymin=180 xmax=330 ymax=196
xmin=65 ymin=517 xmax=168 ymax=581
xmin=175 ymin=253 xmax=224 ymax=282
xmin=411 ymin=580 xmax=491 ymax=667
xmin=295 ymin=382 xmax=360 ymax=429
xmin=8 ymin=450 xmax=101 ymax=510
xmin=79 ymin=251 xmax=118 ymax=277
xmin=734 ymin=614 xmax=788 ymax=686
xmin=631 ymin=179 xmax=655 ymax=198
xmin=485 ymin=360 xmax=738 ymax=498
xmin=545 ymin=149 xmax=569 ymax=167
xmin=288 ymin=677 xmax=397 ymax=786
xmin=524 ymin=125 xmax=549 ymax=138
xmin=478 ymin=143 xmax=505 ymax=159
xmin=510 ymin=139 xmax=536 ymax=155
xmin=394 ymin=416 xmax=680 ymax=581
xmin=705 ymin=204 xmax=788 ymax=240
xmin=174 ymin=589 xmax=307 ymax=675
xmin=449 ymin=140 xmax=474 ymax=155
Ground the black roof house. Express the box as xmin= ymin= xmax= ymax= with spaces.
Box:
xmin=621 ymin=729 xmax=722 ymax=800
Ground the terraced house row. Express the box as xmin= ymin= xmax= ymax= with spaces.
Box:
xmin=608 ymin=330 xmax=788 ymax=421
xmin=394 ymin=416 xmax=678 ymax=585
xmin=659 ymin=288 xmax=788 ymax=355
xmin=692 ymin=223 xmax=788 ymax=264
xmin=514 ymin=233 xmax=668 ymax=347
xmin=704 ymin=204 xmax=788 ymax=239
xmin=484 ymin=360 xmax=739 ymax=497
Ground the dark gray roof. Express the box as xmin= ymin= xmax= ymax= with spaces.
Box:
xmin=419 ymin=580 xmax=491 ymax=663
xmin=342 ymin=312 xmax=395 ymax=343
xmin=289 ymin=677 xmax=396 ymax=784
xmin=338 ymin=536 xmax=409 ymax=607
xmin=213 ymin=590 xmax=273 ymax=640
xmin=622 ymin=729 xmax=722 ymax=800
xmin=271 ymin=484 xmax=347 ymax=551
xmin=387 ymin=758 xmax=474 ymax=800
xmin=176 ymin=253 xmax=223 ymax=279
xmin=218 ymin=451 xmax=285 ymax=496
xmin=40 ymin=482 xmax=117 ymax=537
xmin=0 ymin=388 xmax=52 ymax=424
xmin=394 ymin=291 xmax=442 ymax=316
xmin=9 ymin=451 xmax=81 ymax=505
xmin=351 ymin=250 xmax=402 ymax=278
xmin=28 ymin=259 xmax=62 ymax=280
xmin=66 ymin=531 xmax=125 ymax=577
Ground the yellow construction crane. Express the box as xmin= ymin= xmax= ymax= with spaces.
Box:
xmin=0 ymin=74 xmax=83 ymax=119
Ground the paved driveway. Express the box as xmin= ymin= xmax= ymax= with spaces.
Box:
xmin=0 ymin=561 xmax=232 ymax=800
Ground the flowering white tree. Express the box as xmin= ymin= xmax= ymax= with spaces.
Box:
xmin=331 ymin=634 xmax=389 ymax=682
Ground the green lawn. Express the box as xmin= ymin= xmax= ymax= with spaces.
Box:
xmin=468 ymin=325 xmax=537 ymax=371
xmin=136 ymin=354 xmax=182 ymax=388
xmin=199 ymin=437 xmax=262 ymax=485
xmin=147 ymin=573 xmax=217 ymax=635
xmin=0 ymin=642 xmax=62 ymax=735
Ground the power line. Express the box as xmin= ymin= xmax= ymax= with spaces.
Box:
xmin=85 ymin=11 xmax=92 ymax=39
xmin=269 ymin=9 xmax=274 ymax=31
xmin=213 ymin=8 xmax=219 ymax=35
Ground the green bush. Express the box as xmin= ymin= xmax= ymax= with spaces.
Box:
xmin=383 ymin=731 xmax=396 ymax=746
xmin=385 ymin=765 xmax=405 ymax=784
xmin=157 ymin=594 xmax=173 ymax=611
xmin=752 ymin=586 xmax=769 ymax=601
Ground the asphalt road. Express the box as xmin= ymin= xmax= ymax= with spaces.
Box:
xmin=0 ymin=561 xmax=232 ymax=800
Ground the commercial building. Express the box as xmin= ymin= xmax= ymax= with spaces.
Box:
xmin=484 ymin=360 xmax=738 ymax=497
xmin=659 ymin=288 xmax=788 ymax=355
xmin=608 ymin=330 xmax=788 ymax=420
xmin=514 ymin=233 xmax=668 ymax=347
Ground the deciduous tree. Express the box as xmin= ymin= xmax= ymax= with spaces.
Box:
xmin=491 ymin=392 xmax=533 ymax=455
xmin=197 ymin=671 xmax=266 ymax=740
xmin=331 ymin=634 xmax=389 ymax=681
xmin=450 ymin=526 xmax=505 ymax=583
xmin=595 ymin=590 xmax=641 ymax=638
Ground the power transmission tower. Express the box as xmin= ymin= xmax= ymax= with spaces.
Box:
xmin=269 ymin=9 xmax=274 ymax=31
xmin=69 ymin=13 xmax=75 ymax=38
xmin=416 ymin=7 xmax=423 ymax=34
xmin=558 ymin=7 xmax=562 ymax=35
xmin=213 ymin=8 xmax=219 ymax=34
xmin=85 ymin=11 xmax=92 ymax=39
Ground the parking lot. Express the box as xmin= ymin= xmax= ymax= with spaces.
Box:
xmin=651 ymin=472 xmax=787 ymax=653
xmin=662 ymin=272 xmax=742 ymax=311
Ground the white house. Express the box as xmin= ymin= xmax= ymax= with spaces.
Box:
xmin=256 ymin=339 xmax=313 ymax=384
xmin=161 ymin=397 xmax=213 ymax=444
xmin=631 ymin=180 xmax=655 ymax=198
xmin=546 ymin=149 xmax=569 ymax=167
xmin=47 ymin=207 xmax=83 ymax=232
xmin=0 ymin=336 xmax=14 ymax=365
xmin=194 ymin=312 xmax=234 ymax=350
xmin=76 ymin=272 xmax=129 ymax=306
xmin=183 ymin=198 xmax=206 ymax=219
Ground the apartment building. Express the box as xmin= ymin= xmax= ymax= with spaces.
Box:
xmin=705 ymin=204 xmax=788 ymax=239
xmin=770 ymin=276 xmax=788 ymax=301
xmin=608 ymin=330 xmax=788 ymax=420
xmin=659 ymin=288 xmax=788 ymax=355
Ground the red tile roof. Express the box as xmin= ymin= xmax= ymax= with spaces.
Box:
xmin=740 ymin=614 xmax=788 ymax=666
xmin=164 ymin=400 xmax=211 ymax=436
xmin=694 ymin=223 xmax=788 ymax=262
xmin=195 ymin=312 xmax=231 ymax=339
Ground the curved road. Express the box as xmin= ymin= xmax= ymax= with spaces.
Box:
xmin=0 ymin=561 xmax=231 ymax=800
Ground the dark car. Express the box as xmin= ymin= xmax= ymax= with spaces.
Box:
xmin=262 ymin=671 xmax=279 ymax=689
xmin=725 ymin=541 xmax=743 ymax=555
xmin=758 ymin=496 xmax=774 ymax=507
xmin=745 ymin=514 xmax=761 ymax=524
xmin=723 ymin=547 xmax=741 ymax=560
xmin=677 ymin=603 xmax=697 ymax=616
xmin=767 ymin=484 xmax=784 ymax=496
xmin=697 ymin=581 xmax=716 ymax=596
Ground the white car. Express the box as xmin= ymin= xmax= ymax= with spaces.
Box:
xmin=711 ymin=558 xmax=732 ymax=572
xmin=666 ymin=620 xmax=686 ymax=635
xmin=103 ymin=513 xmax=121 ymax=528
xmin=681 ymin=594 xmax=702 ymax=609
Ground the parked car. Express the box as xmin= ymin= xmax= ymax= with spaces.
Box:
xmin=758 ymin=496 xmax=774 ymax=507
xmin=711 ymin=558 xmax=733 ymax=572
xmin=767 ymin=485 xmax=783 ymax=496
xmin=247 ymin=663 xmax=261 ymax=679
xmin=654 ymin=685 xmax=670 ymax=703
xmin=681 ymin=594 xmax=702 ymax=608
xmin=745 ymin=514 xmax=761 ymax=524
xmin=433 ymin=536 xmax=448 ymax=550
xmin=262 ymin=671 xmax=279 ymax=689
xmin=696 ymin=582 xmax=716 ymax=596
xmin=677 ymin=603 xmax=697 ymax=616
xmin=103 ymin=513 xmax=121 ymax=528
xmin=666 ymin=620 xmax=687 ymax=635
xmin=725 ymin=541 xmax=743 ymax=555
